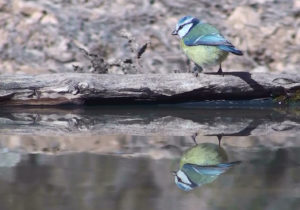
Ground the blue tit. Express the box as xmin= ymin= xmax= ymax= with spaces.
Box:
xmin=172 ymin=16 xmax=243 ymax=74
xmin=173 ymin=143 xmax=240 ymax=191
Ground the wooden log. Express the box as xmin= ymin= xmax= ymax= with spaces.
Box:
xmin=0 ymin=107 xmax=299 ymax=136
xmin=0 ymin=72 xmax=299 ymax=105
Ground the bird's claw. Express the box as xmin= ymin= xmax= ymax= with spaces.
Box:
xmin=191 ymin=133 xmax=198 ymax=145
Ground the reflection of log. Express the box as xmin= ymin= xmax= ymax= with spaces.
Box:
xmin=0 ymin=73 xmax=299 ymax=105
xmin=0 ymin=107 xmax=299 ymax=136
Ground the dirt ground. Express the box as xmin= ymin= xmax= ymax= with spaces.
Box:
xmin=0 ymin=0 xmax=299 ymax=75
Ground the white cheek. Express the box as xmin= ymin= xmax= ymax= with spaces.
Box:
xmin=178 ymin=23 xmax=193 ymax=38
xmin=174 ymin=176 xmax=178 ymax=184
xmin=177 ymin=170 xmax=191 ymax=185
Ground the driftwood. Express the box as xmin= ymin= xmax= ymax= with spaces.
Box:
xmin=0 ymin=72 xmax=299 ymax=105
xmin=0 ymin=106 xmax=299 ymax=136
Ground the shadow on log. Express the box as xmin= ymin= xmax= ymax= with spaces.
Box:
xmin=0 ymin=106 xmax=299 ymax=136
xmin=0 ymin=73 xmax=299 ymax=105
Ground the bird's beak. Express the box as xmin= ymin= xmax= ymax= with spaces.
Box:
xmin=171 ymin=171 xmax=177 ymax=176
xmin=171 ymin=30 xmax=178 ymax=35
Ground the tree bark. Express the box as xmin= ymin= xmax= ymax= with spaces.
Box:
xmin=0 ymin=72 xmax=299 ymax=105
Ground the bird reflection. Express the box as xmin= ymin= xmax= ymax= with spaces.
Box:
xmin=173 ymin=142 xmax=240 ymax=191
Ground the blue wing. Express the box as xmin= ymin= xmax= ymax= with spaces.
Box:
xmin=184 ymin=33 xmax=232 ymax=46
xmin=182 ymin=161 xmax=241 ymax=176
xmin=184 ymin=33 xmax=243 ymax=55
xmin=218 ymin=45 xmax=243 ymax=55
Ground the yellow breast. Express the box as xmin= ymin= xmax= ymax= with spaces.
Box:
xmin=180 ymin=40 xmax=228 ymax=67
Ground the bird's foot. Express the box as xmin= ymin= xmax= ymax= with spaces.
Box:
xmin=217 ymin=135 xmax=223 ymax=147
xmin=192 ymin=65 xmax=203 ymax=77
xmin=191 ymin=133 xmax=198 ymax=145
xmin=217 ymin=68 xmax=224 ymax=76
xmin=217 ymin=64 xmax=224 ymax=76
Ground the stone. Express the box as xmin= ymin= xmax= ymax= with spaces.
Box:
xmin=0 ymin=0 xmax=8 ymax=11
xmin=294 ymin=0 xmax=300 ymax=9
xmin=25 ymin=11 xmax=44 ymax=24
xmin=251 ymin=0 xmax=274 ymax=3
xmin=0 ymin=0 xmax=298 ymax=74
xmin=45 ymin=38 xmax=74 ymax=63
xmin=0 ymin=29 xmax=8 ymax=49
xmin=41 ymin=14 xmax=58 ymax=25
xmin=13 ymin=1 xmax=44 ymax=16
xmin=295 ymin=29 xmax=300 ymax=45
xmin=227 ymin=6 xmax=261 ymax=30
xmin=252 ymin=65 xmax=269 ymax=73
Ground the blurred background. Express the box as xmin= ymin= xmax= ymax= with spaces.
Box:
xmin=0 ymin=0 xmax=299 ymax=75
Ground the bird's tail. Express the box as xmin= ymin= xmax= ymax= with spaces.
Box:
xmin=218 ymin=45 xmax=243 ymax=56
xmin=217 ymin=161 xmax=242 ymax=168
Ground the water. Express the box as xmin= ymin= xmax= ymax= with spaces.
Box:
xmin=0 ymin=105 xmax=299 ymax=210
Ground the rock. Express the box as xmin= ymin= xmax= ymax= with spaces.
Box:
xmin=251 ymin=0 xmax=274 ymax=3
xmin=13 ymin=1 xmax=44 ymax=16
xmin=46 ymin=38 xmax=74 ymax=63
xmin=0 ymin=0 xmax=298 ymax=74
xmin=260 ymin=26 xmax=277 ymax=36
xmin=25 ymin=11 xmax=44 ymax=24
xmin=294 ymin=0 xmax=300 ymax=9
xmin=0 ymin=29 xmax=8 ymax=49
xmin=41 ymin=13 xmax=58 ymax=25
xmin=252 ymin=65 xmax=269 ymax=73
xmin=226 ymin=6 xmax=264 ymax=51
xmin=295 ymin=29 xmax=300 ymax=45
xmin=227 ymin=6 xmax=261 ymax=30
xmin=0 ymin=0 xmax=8 ymax=11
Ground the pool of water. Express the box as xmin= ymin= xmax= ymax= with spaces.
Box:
xmin=0 ymin=105 xmax=299 ymax=210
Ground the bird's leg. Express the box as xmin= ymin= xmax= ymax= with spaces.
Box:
xmin=193 ymin=64 xmax=203 ymax=77
xmin=186 ymin=59 xmax=191 ymax=73
xmin=217 ymin=135 xmax=223 ymax=147
xmin=191 ymin=133 xmax=198 ymax=145
xmin=217 ymin=63 xmax=223 ymax=75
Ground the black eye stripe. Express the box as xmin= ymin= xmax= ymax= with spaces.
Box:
xmin=179 ymin=22 xmax=192 ymax=30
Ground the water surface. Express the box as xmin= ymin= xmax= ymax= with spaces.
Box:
xmin=0 ymin=105 xmax=299 ymax=210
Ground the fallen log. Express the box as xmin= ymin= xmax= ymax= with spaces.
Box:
xmin=0 ymin=72 xmax=299 ymax=105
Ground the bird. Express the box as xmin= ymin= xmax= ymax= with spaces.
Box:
xmin=173 ymin=143 xmax=241 ymax=191
xmin=172 ymin=16 xmax=243 ymax=75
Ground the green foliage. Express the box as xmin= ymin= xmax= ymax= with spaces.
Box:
xmin=273 ymin=90 xmax=300 ymax=105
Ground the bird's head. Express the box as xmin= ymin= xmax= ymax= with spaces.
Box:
xmin=173 ymin=170 xmax=197 ymax=191
xmin=172 ymin=16 xmax=200 ymax=38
